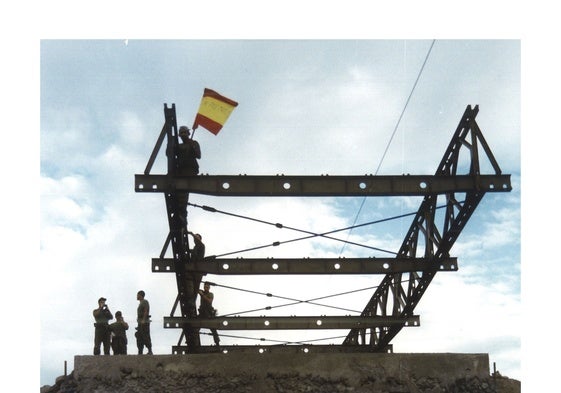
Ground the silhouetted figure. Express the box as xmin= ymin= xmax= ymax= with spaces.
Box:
xmin=198 ymin=282 xmax=220 ymax=346
xmin=176 ymin=126 xmax=201 ymax=176
xmin=185 ymin=231 xmax=206 ymax=317
xmin=136 ymin=290 xmax=153 ymax=355
xmin=175 ymin=126 xmax=201 ymax=224
xmin=93 ymin=297 xmax=113 ymax=355
xmin=109 ymin=311 xmax=129 ymax=355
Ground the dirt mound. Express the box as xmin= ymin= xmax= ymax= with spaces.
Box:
xmin=42 ymin=369 xmax=521 ymax=392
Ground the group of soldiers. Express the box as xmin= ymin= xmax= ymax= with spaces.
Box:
xmin=92 ymin=125 xmax=219 ymax=356
xmin=93 ymin=282 xmax=219 ymax=355
xmin=92 ymin=290 xmax=152 ymax=356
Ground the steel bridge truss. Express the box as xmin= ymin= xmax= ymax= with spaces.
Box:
xmin=135 ymin=104 xmax=511 ymax=354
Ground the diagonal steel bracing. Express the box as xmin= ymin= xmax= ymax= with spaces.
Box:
xmin=343 ymin=105 xmax=506 ymax=349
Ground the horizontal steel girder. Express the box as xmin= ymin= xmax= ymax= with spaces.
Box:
xmin=135 ymin=174 xmax=511 ymax=197
xmin=171 ymin=344 xmax=393 ymax=354
xmin=164 ymin=315 xmax=420 ymax=330
xmin=152 ymin=257 xmax=458 ymax=274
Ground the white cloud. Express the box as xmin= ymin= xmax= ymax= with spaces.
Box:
xmin=482 ymin=208 xmax=520 ymax=248
xmin=452 ymin=205 xmax=520 ymax=262
xmin=395 ymin=274 xmax=520 ymax=378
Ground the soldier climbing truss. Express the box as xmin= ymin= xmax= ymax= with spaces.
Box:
xmin=135 ymin=103 xmax=511 ymax=354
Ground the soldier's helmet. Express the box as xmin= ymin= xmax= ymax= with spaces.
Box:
xmin=179 ymin=126 xmax=189 ymax=137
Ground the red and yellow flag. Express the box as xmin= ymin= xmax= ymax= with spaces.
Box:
xmin=192 ymin=88 xmax=238 ymax=135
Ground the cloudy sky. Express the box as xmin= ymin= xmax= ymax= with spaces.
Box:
xmin=35 ymin=38 xmax=523 ymax=387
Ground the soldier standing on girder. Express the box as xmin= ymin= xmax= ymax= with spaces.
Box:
xmin=186 ymin=231 xmax=205 ymax=316
xmin=198 ymin=282 xmax=220 ymax=346
xmin=175 ymin=126 xmax=201 ymax=223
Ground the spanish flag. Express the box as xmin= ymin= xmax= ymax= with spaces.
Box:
xmin=192 ymin=88 xmax=238 ymax=135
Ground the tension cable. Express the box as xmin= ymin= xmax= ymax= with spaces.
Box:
xmin=188 ymin=201 xmax=414 ymax=257
xmin=190 ymin=200 xmax=454 ymax=259
xmin=200 ymin=331 xmax=369 ymax=346
xmin=205 ymin=280 xmax=361 ymax=314
xmin=206 ymin=280 xmax=415 ymax=317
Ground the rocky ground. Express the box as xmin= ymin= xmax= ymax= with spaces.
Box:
xmin=41 ymin=370 xmax=520 ymax=393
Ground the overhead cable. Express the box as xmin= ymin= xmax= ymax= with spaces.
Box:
xmin=339 ymin=39 xmax=437 ymax=256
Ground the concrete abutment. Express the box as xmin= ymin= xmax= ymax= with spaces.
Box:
xmin=70 ymin=352 xmax=494 ymax=392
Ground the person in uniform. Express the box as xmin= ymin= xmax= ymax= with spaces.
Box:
xmin=109 ymin=311 xmax=129 ymax=355
xmin=175 ymin=126 xmax=201 ymax=224
xmin=136 ymin=290 xmax=153 ymax=355
xmin=92 ymin=297 xmax=113 ymax=355
xmin=185 ymin=231 xmax=206 ymax=317
xmin=198 ymin=282 xmax=220 ymax=346
xmin=176 ymin=126 xmax=201 ymax=176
